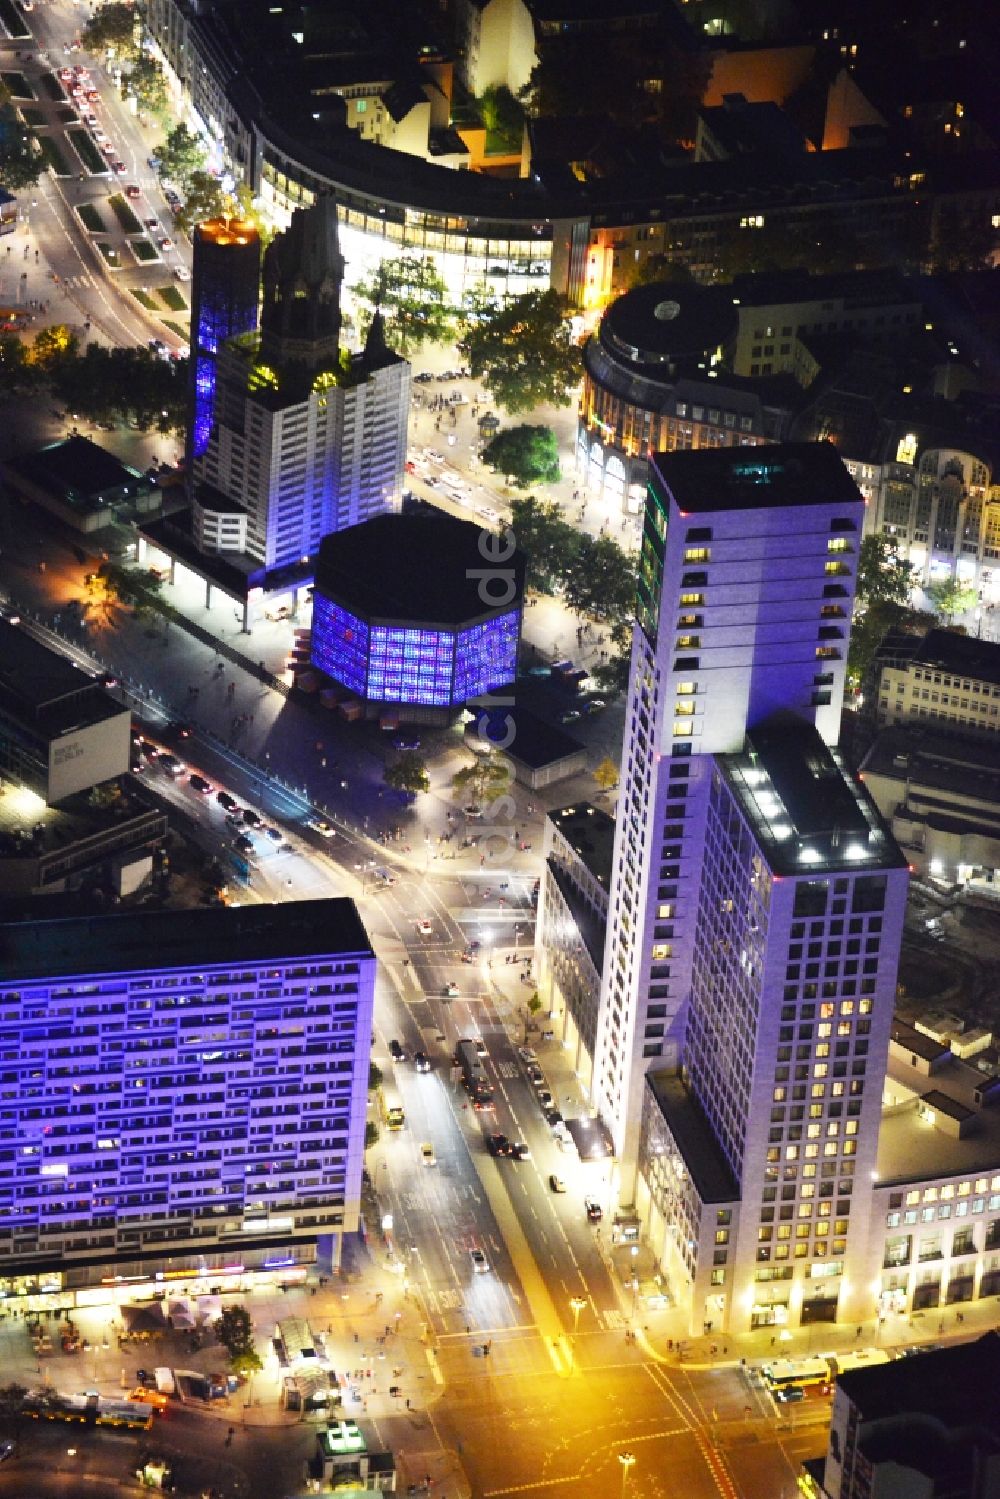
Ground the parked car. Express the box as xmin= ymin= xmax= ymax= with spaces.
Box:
xmin=389 ymin=1039 xmax=405 ymax=1061
xmin=585 ymin=1197 xmax=603 ymax=1222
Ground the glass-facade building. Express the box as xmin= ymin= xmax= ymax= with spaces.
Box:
xmin=311 ymin=595 xmax=521 ymax=708
xmin=187 ymin=219 xmax=262 ymax=467
xmin=0 ymin=898 xmax=374 ymax=1298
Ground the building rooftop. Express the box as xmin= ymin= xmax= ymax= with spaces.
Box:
xmin=877 ymin=1044 xmax=1000 ymax=1185
xmin=549 ymin=802 xmax=616 ymax=891
xmin=652 ymin=440 xmax=863 ymax=514
xmin=474 ymin=705 xmax=584 ymax=771
xmin=645 ymin=1072 xmax=740 ymax=1206
xmin=315 ymin=513 xmax=525 ymax=627
xmin=862 ymin=725 xmax=1000 ymax=812
xmin=838 ymin=1331 xmax=1000 ymax=1432
xmin=910 ymin=629 xmax=1000 ymax=689
xmin=718 ymin=713 xmax=906 ymax=877
xmin=3 ymin=435 xmax=151 ymax=511
xmin=600 ymin=280 xmax=738 ymax=369
xmin=0 ymin=620 xmax=128 ymax=739
xmin=0 ymin=896 xmax=372 ymax=981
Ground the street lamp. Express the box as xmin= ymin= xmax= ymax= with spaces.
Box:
xmin=618 ymin=1450 xmax=636 ymax=1499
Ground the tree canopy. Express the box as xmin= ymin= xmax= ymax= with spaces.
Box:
xmin=154 ymin=122 xmax=207 ymax=194
xmin=0 ymin=92 xmax=40 ymax=192
xmin=508 ymin=495 xmax=579 ymax=594
xmin=352 ymin=255 xmax=454 ymax=356
xmin=384 ymin=751 xmax=430 ymax=797
xmin=125 ymin=54 xmax=168 ymax=116
xmin=482 ymin=425 xmax=560 ymax=488
xmin=52 ymin=343 xmax=188 ymax=432
xmin=856 ymin=534 xmax=917 ymax=612
xmin=562 ymin=533 xmax=637 ymax=625
xmin=848 ymin=535 xmax=921 ymax=691
xmin=451 ymin=752 xmax=512 ymax=808
xmin=171 ymin=169 xmax=230 ymax=233
xmin=460 ymin=289 xmax=580 ymax=414
xmin=926 ymin=575 xmax=978 ymax=624
xmin=81 ymin=3 xmax=140 ymax=61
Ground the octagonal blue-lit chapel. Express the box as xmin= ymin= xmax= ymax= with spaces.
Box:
xmin=310 ymin=512 xmax=526 ymax=711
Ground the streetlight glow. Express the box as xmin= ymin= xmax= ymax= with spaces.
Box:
xmin=618 ymin=1450 xmax=636 ymax=1499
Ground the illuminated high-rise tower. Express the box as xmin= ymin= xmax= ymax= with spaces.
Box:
xmin=186 ymin=217 xmax=261 ymax=469
xmin=191 ymin=197 xmax=409 ymax=571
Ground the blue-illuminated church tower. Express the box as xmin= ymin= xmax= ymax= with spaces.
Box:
xmin=186 ymin=217 xmax=262 ymax=471
xmin=189 ymin=196 xmax=410 ymax=573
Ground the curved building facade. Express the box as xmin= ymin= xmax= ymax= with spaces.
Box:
xmin=578 ymin=282 xmax=788 ymax=512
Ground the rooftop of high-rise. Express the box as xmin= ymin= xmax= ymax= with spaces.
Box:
xmin=716 ymin=713 xmax=906 ymax=877
xmin=651 ymin=440 xmax=863 ymax=513
xmin=0 ymin=896 xmax=372 ymax=980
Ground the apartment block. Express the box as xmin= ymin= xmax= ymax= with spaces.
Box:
xmin=0 ymin=898 xmax=375 ymax=1295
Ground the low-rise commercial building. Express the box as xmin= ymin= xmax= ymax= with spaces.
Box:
xmin=873 ymin=629 xmax=1000 ymax=737
xmin=860 ymin=725 xmax=1000 ymax=888
xmin=2 ymin=436 xmax=158 ymax=534
xmin=822 ymin=1333 xmax=1000 ymax=1499
xmin=535 ymin=802 xmax=614 ymax=1092
xmin=0 ymin=619 xmax=131 ymax=806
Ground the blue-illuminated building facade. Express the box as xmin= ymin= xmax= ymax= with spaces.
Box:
xmin=0 ymin=898 xmax=375 ymax=1302
xmin=310 ymin=513 xmax=525 ymax=716
xmin=191 ymin=200 xmax=409 ymax=571
xmin=186 ymin=218 xmax=261 ymax=472
xmin=312 ymin=597 xmax=522 ymax=708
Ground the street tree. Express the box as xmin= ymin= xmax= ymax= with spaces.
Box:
xmin=172 ymin=169 xmax=230 ymax=234
xmin=847 ymin=535 xmax=919 ymax=690
xmin=81 ymin=2 xmax=140 ymax=62
xmin=593 ymin=756 xmax=619 ymax=793
xmin=562 ymin=533 xmax=637 ymax=625
xmin=384 ymin=751 xmax=430 ymax=797
xmin=0 ymin=93 xmax=40 ymax=193
xmin=125 ymin=55 xmax=168 ymax=116
xmin=351 ymin=254 xmax=454 ymax=355
xmin=591 ymin=648 xmax=632 ymax=696
xmin=0 ymin=334 xmax=39 ymax=395
xmin=460 ymin=289 xmax=580 ymax=414
xmin=154 ymin=122 xmax=207 ymax=194
xmin=508 ymin=495 xmax=579 ymax=594
xmin=230 ymin=1349 xmax=263 ymax=1379
xmin=368 ymin=1061 xmax=383 ymax=1093
xmin=365 ymin=1120 xmax=379 ymax=1150
xmin=215 ymin=1305 xmax=256 ymax=1362
xmin=30 ymin=324 xmax=79 ymax=375
xmin=856 ymin=534 xmax=916 ymax=612
xmin=926 ymin=576 xmax=978 ymax=624
xmin=0 ymin=1381 xmax=28 ymax=1444
xmin=482 ymin=425 xmax=560 ymax=488
xmin=451 ymin=751 xmax=511 ymax=809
